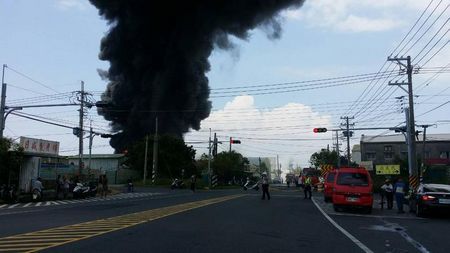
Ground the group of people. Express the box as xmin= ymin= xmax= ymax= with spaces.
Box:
xmin=380 ymin=178 xmax=407 ymax=213
xmin=55 ymin=175 xmax=71 ymax=199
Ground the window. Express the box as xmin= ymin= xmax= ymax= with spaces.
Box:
xmin=384 ymin=152 xmax=393 ymax=160
xmin=440 ymin=151 xmax=450 ymax=159
xmin=384 ymin=145 xmax=393 ymax=152
xmin=366 ymin=152 xmax=376 ymax=160
xmin=336 ymin=172 xmax=369 ymax=186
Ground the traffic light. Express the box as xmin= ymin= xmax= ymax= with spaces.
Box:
xmin=313 ymin=128 xmax=327 ymax=133
xmin=230 ymin=138 xmax=241 ymax=144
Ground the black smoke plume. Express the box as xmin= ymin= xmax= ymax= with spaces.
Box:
xmin=90 ymin=0 xmax=304 ymax=152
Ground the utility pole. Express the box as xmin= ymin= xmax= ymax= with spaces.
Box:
xmin=229 ymin=137 xmax=232 ymax=153
xmin=143 ymin=135 xmax=149 ymax=185
xmin=0 ymin=64 xmax=7 ymax=139
xmin=341 ymin=116 xmax=354 ymax=166
xmin=419 ymin=124 xmax=433 ymax=178
xmin=88 ymin=120 xmax=93 ymax=172
xmin=388 ymin=56 xmax=418 ymax=190
xmin=208 ymin=128 xmax=212 ymax=187
xmin=335 ymin=130 xmax=341 ymax=168
xmin=78 ymin=81 xmax=85 ymax=174
xmin=152 ymin=117 xmax=158 ymax=184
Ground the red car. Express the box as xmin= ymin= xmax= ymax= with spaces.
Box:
xmin=323 ymin=170 xmax=336 ymax=202
xmin=332 ymin=167 xmax=373 ymax=213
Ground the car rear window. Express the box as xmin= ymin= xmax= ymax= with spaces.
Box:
xmin=336 ymin=172 xmax=368 ymax=186
xmin=326 ymin=172 xmax=335 ymax=183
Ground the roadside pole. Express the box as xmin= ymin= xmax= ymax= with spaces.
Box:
xmin=143 ymin=135 xmax=149 ymax=185
xmin=388 ymin=56 xmax=418 ymax=190
xmin=0 ymin=64 xmax=7 ymax=139
xmin=208 ymin=128 xmax=212 ymax=188
xmin=152 ymin=117 xmax=158 ymax=184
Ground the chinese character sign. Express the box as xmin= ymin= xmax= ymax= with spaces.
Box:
xmin=19 ymin=137 xmax=59 ymax=156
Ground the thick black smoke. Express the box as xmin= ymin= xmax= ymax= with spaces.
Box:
xmin=90 ymin=0 xmax=304 ymax=152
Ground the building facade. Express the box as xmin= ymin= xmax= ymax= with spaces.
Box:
xmin=360 ymin=134 xmax=450 ymax=166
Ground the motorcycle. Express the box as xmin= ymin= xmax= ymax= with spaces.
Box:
xmin=243 ymin=180 xmax=259 ymax=191
xmin=73 ymin=182 xmax=97 ymax=198
xmin=32 ymin=188 xmax=43 ymax=202
xmin=171 ymin=179 xmax=185 ymax=189
xmin=1 ymin=184 xmax=18 ymax=203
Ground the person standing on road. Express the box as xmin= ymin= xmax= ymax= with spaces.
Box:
xmin=394 ymin=178 xmax=406 ymax=213
xmin=63 ymin=176 xmax=70 ymax=199
xmin=261 ymin=172 xmax=270 ymax=200
xmin=190 ymin=174 xmax=197 ymax=192
xmin=381 ymin=179 xmax=394 ymax=209
xmin=100 ymin=175 xmax=108 ymax=198
xmin=55 ymin=175 xmax=63 ymax=200
xmin=304 ymin=176 xmax=312 ymax=199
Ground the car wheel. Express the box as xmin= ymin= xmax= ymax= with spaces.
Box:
xmin=364 ymin=207 xmax=372 ymax=214
xmin=324 ymin=196 xmax=328 ymax=202
xmin=333 ymin=204 xmax=341 ymax=212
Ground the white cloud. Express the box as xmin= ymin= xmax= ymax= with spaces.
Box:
xmin=56 ymin=0 xmax=88 ymax=11
xmin=185 ymin=95 xmax=333 ymax=169
xmin=283 ymin=0 xmax=432 ymax=33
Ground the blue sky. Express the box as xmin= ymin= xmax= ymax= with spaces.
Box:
xmin=1 ymin=0 xmax=449 ymax=172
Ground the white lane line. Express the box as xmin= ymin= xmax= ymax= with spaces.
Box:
xmin=44 ymin=201 xmax=51 ymax=206
xmin=312 ymin=197 xmax=374 ymax=253
xmin=0 ymin=204 xmax=7 ymax=208
xmin=331 ymin=212 xmax=424 ymax=220
xmin=35 ymin=202 xmax=42 ymax=206
xmin=51 ymin=201 xmax=60 ymax=205
xmin=23 ymin=203 xmax=32 ymax=207
xmin=7 ymin=204 xmax=20 ymax=209
xmin=380 ymin=219 xmax=431 ymax=253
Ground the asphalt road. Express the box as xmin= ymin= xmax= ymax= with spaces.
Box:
xmin=0 ymin=186 xmax=448 ymax=253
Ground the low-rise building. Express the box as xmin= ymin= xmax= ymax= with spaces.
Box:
xmin=360 ymin=133 xmax=450 ymax=166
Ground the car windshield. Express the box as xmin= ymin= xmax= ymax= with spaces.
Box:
xmin=336 ymin=173 xmax=368 ymax=186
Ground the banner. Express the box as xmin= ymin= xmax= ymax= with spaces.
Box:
xmin=359 ymin=161 xmax=373 ymax=171
xmin=20 ymin=137 xmax=60 ymax=156
xmin=375 ymin=165 xmax=400 ymax=175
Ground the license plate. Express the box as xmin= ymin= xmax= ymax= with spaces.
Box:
xmin=439 ymin=199 xmax=450 ymax=204
xmin=346 ymin=197 xmax=359 ymax=202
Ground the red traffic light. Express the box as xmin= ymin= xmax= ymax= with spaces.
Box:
xmin=313 ymin=128 xmax=327 ymax=133
xmin=230 ymin=138 xmax=241 ymax=144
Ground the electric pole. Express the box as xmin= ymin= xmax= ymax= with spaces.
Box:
xmin=88 ymin=120 xmax=93 ymax=173
xmin=388 ymin=55 xmax=418 ymax=190
xmin=152 ymin=117 xmax=158 ymax=184
xmin=78 ymin=81 xmax=85 ymax=174
xmin=335 ymin=130 xmax=341 ymax=168
xmin=0 ymin=64 xmax=7 ymax=139
xmin=143 ymin=135 xmax=149 ymax=184
xmin=208 ymin=128 xmax=212 ymax=187
xmin=341 ymin=116 xmax=354 ymax=166
xmin=419 ymin=124 xmax=433 ymax=178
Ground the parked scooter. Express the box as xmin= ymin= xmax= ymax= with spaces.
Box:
xmin=73 ymin=182 xmax=97 ymax=198
xmin=1 ymin=184 xmax=18 ymax=203
xmin=243 ymin=179 xmax=259 ymax=191
xmin=171 ymin=179 xmax=185 ymax=189
xmin=32 ymin=188 xmax=43 ymax=202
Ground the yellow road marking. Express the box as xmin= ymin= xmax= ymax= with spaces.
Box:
xmin=0 ymin=194 xmax=243 ymax=253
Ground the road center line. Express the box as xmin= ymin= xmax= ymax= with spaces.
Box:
xmin=0 ymin=194 xmax=243 ymax=253
xmin=311 ymin=197 xmax=374 ymax=253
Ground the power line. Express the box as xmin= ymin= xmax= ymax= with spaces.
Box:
xmin=6 ymin=65 xmax=60 ymax=94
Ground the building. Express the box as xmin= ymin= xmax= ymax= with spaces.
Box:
xmin=352 ymin=144 xmax=361 ymax=164
xmin=359 ymin=134 xmax=450 ymax=166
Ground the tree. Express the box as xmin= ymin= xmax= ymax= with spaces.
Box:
xmin=309 ymin=149 xmax=338 ymax=168
xmin=124 ymin=134 xmax=198 ymax=180
xmin=213 ymin=151 xmax=249 ymax=184
xmin=0 ymin=138 xmax=24 ymax=185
